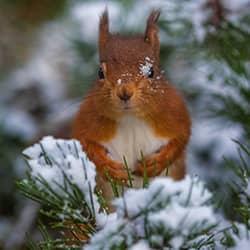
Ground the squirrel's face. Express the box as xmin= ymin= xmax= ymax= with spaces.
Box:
xmin=95 ymin=10 xmax=162 ymax=116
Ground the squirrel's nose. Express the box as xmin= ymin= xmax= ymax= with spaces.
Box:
xmin=117 ymin=91 xmax=133 ymax=102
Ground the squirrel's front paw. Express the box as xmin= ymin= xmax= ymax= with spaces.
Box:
xmin=134 ymin=155 xmax=164 ymax=177
xmin=102 ymin=161 xmax=128 ymax=182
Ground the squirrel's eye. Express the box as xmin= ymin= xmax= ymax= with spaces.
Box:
xmin=148 ymin=67 xmax=154 ymax=78
xmin=98 ymin=67 xmax=105 ymax=79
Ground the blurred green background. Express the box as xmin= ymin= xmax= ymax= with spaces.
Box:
xmin=0 ymin=0 xmax=249 ymax=249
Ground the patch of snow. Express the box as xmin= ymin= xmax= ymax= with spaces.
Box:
xmin=0 ymin=108 xmax=38 ymax=140
xmin=170 ymin=236 xmax=184 ymax=249
xmin=139 ymin=60 xmax=153 ymax=76
xmin=86 ymin=175 xmax=217 ymax=249
xmin=187 ymin=0 xmax=210 ymax=42
xmin=231 ymin=223 xmax=250 ymax=250
xmin=130 ymin=241 xmax=150 ymax=250
xmin=222 ymin=0 xmax=250 ymax=11
xmin=191 ymin=120 xmax=241 ymax=160
xmin=222 ymin=0 xmax=250 ymax=30
xmin=22 ymin=136 xmax=104 ymax=223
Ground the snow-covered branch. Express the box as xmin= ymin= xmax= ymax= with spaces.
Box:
xmin=17 ymin=137 xmax=250 ymax=249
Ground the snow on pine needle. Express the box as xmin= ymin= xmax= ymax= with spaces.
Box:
xmin=85 ymin=176 xmax=218 ymax=250
xmin=18 ymin=136 xmax=106 ymax=237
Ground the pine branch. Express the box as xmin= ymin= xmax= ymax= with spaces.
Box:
xmin=17 ymin=136 xmax=107 ymax=248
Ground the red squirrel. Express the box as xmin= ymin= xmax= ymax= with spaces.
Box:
xmin=72 ymin=10 xmax=191 ymax=190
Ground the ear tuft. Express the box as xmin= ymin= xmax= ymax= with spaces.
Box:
xmin=147 ymin=9 xmax=161 ymax=26
xmin=99 ymin=9 xmax=109 ymax=36
xmin=144 ymin=10 xmax=160 ymax=45
xmin=99 ymin=9 xmax=109 ymax=57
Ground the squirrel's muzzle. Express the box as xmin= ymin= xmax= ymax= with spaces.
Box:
xmin=116 ymin=85 xmax=134 ymax=102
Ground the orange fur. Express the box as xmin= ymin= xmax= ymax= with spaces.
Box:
xmin=72 ymin=10 xmax=191 ymax=182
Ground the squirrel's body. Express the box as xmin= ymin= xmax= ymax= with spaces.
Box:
xmin=103 ymin=114 xmax=168 ymax=170
xmin=73 ymin=10 xmax=191 ymax=197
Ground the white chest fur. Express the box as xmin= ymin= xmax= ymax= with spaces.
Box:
xmin=102 ymin=115 xmax=168 ymax=171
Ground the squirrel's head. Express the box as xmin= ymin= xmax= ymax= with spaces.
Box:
xmin=95 ymin=10 xmax=163 ymax=116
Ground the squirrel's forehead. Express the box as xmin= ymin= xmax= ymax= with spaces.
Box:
xmin=104 ymin=48 xmax=155 ymax=70
xmin=104 ymin=37 xmax=155 ymax=62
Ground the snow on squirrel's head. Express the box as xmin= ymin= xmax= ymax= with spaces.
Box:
xmin=95 ymin=9 xmax=164 ymax=116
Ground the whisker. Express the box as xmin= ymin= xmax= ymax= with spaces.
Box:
xmin=83 ymin=92 xmax=111 ymax=101
xmin=137 ymin=92 xmax=156 ymax=98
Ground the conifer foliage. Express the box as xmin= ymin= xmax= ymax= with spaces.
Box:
xmin=17 ymin=136 xmax=250 ymax=249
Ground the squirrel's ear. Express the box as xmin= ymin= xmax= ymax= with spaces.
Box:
xmin=144 ymin=10 xmax=160 ymax=51
xmin=99 ymin=9 xmax=109 ymax=57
